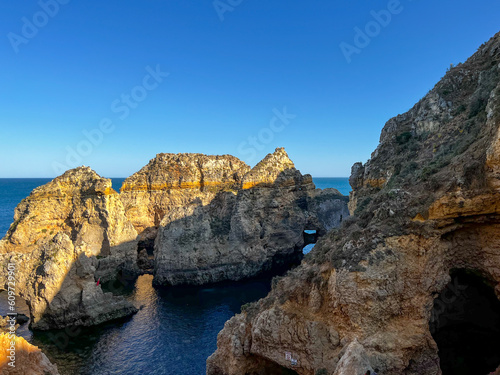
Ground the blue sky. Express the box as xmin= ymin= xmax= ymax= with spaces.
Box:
xmin=0 ymin=0 xmax=499 ymax=178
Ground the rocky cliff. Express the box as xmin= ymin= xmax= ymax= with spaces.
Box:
xmin=120 ymin=153 xmax=250 ymax=237
xmin=153 ymin=148 xmax=349 ymax=285
xmin=0 ymin=167 xmax=139 ymax=280
xmin=0 ymin=150 xmax=349 ymax=330
xmin=207 ymin=32 xmax=500 ymax=374
xmin=0 ymin=167 xmax=138 ymax=330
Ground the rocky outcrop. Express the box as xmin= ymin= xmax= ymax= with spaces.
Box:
xmin=207 ymin=32 xmax=500 ymax=374
xmin=333 ymin=340 xmax=372 ymax=375
xmin=240 ymin=147 xmax=295 ymax=189
xmin=0 ymin=333 xmax=60 ymax=374
xmin=0 ymin=168 xmax=138 ymax=330
xmin=153 ymin=148 xmax=349 ymax=285
xmin=120 ymin=153 xmax=251 ymax=235
xmin=0 ymin=233 xmax=137 ymax=330
xmin=0 ymin=167 xmax=139 ymax=280
xmin=0 ymin=315 xmax=28 ymax=334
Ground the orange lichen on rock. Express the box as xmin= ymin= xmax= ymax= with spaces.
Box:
xmin=121 ymin=180 xmax=230 ymax=192
xmin=363 ymin=178 xmax=386 ymax=188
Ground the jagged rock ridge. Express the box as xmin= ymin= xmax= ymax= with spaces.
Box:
xmin=153 ymin=148 xmax=349 ymax=285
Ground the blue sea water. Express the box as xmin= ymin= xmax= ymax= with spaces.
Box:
xmin=313 ymin=177 xmax=351 ymax=196
xmin=0 ymin=177 xmax=349 ymax=375
xmin=0 ymin=178 xmax=52 ymax=237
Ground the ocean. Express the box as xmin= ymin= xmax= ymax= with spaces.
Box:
xmin=0 ymin=177 xmax=350 ymax=375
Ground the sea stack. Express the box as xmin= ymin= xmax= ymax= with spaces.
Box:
xmin=153 ymin=147 xmax=349 ymax=285
xmin=0 ymin=167 xmax=138 ymax=330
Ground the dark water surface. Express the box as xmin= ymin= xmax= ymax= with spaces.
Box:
xmin=0 ymin=177 xmax=349 ymax=375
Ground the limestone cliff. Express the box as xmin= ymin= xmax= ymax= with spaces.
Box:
xmin=120 ymin=153 xmax=250 ymax=235
xmin=0 ymin=167 xmax=138 ymax=280
xmin=153 ymin=148 xmax=349 ymax=285
xmin=0 ymin=168 xmax=138 ymax=330
xmin=0 ymin=333 xmax=59 ymax=374
xmin=207 ymin=32 xmax=500 ymax=374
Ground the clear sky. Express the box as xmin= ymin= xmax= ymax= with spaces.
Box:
xmin=0 ymin=0 xmax=499 ymax=178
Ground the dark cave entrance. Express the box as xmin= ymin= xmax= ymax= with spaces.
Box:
xmin=136 ymin=227 xmax=156 ymax=274
xmin=430 ymin=269 xmax=500 ymax=375
xmin=248 ymin=356 xmax=300 ymax=375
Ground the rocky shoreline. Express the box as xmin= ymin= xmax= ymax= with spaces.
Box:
xmin=1 ymin=29 xmax=500 ymax=375
xmin=0 ymin=148 xmax=348 ymax=336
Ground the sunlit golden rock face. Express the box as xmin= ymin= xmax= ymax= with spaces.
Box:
xmin=0 ymin=167 xmax=138 ymax=330
xmin=0 ymin=333 xmax=59 ymax=374
xmin=241 ymin=147 xmax=297 ymax=189
xmin=120 ymin=153 xmax=251 ymax=234
xmin=207 ymin=32 xmax=500 ymax=375
xmin=0 ymin=166 xmax=138 ymax=281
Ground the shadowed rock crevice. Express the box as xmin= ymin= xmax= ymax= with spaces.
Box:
xmin=430 ymin=269 xmax=500 ymax=375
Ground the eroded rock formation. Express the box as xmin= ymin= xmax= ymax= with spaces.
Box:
xmin=0 ymin=149 xmax=348 ymax=330
xmin=0 ymin=167 xmax=138 ymax=330
xmin=0 ymin=167 xmax=139 ymax=280
xmin=120 ymin=153 xmax=251 ymax=234
xmin=207 ymin=31 xmax=500 ymax=374
xmin=153 ymin=148 xmax=349 ymax=285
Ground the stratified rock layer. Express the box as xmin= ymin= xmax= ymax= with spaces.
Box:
xmin=0 ymin=168 xmax=138 ymax=330
xmin=207 ymin=32 xmax=500 ymax=374
xmin=120 ymin=153 xmax=251 ymax=235
xmin=153 ymin=148 xmax=349 ymax=285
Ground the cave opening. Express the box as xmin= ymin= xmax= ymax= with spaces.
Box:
xmin=136 ymin=227 xmax=156 ymax=274
xmin=303 ymin=229 xmax=318 ymax=255
xmin=248 ymin=356 xmax=300 ymax=375
xmin=430 ymin=269 xmax=500 ymax=375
